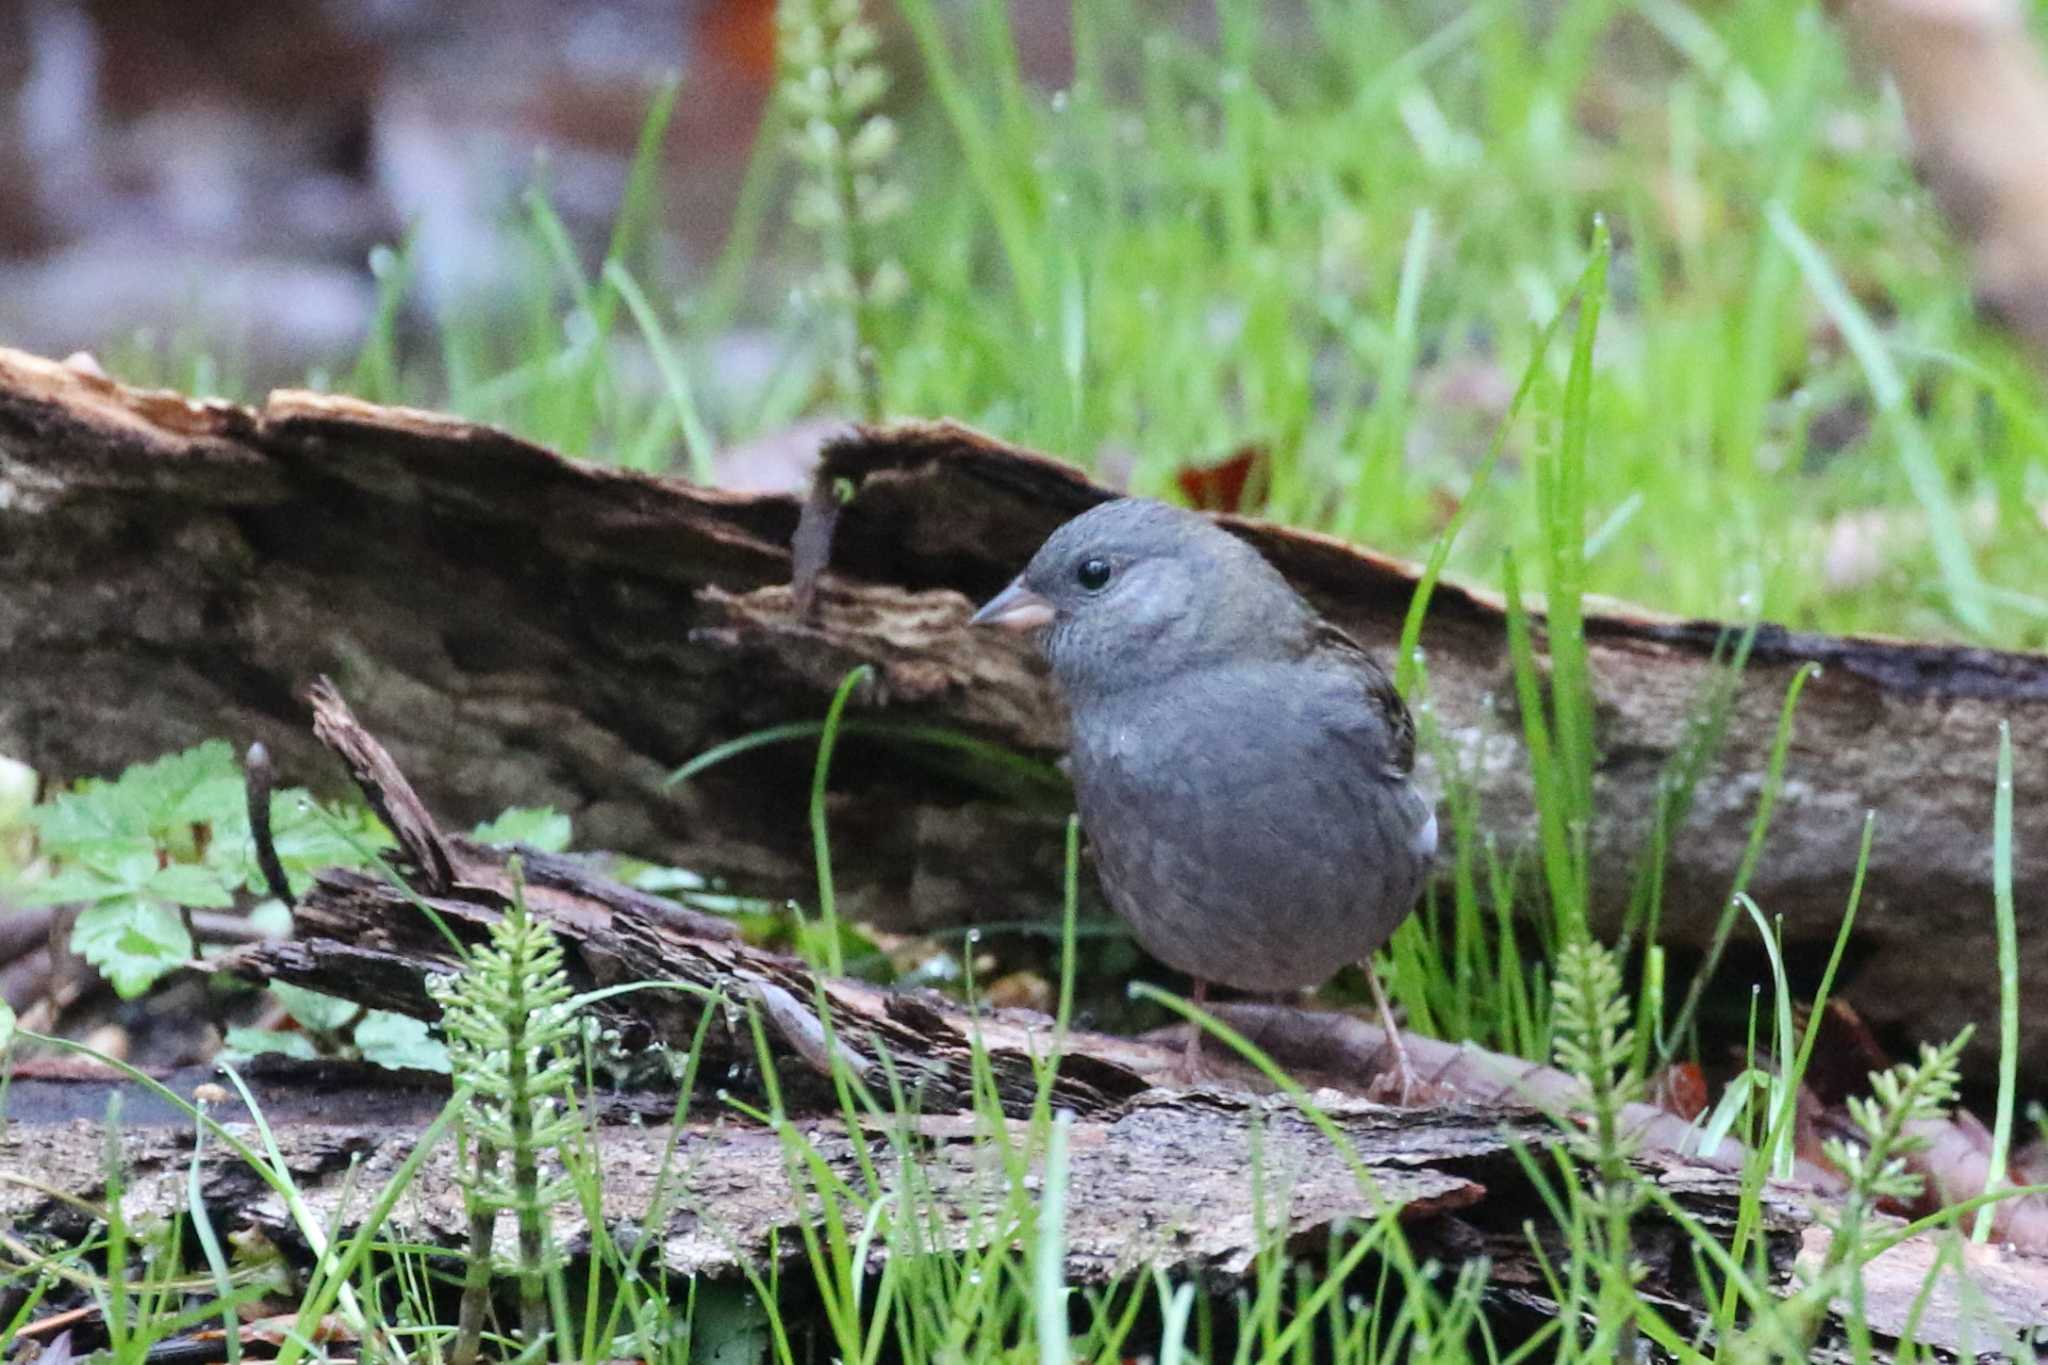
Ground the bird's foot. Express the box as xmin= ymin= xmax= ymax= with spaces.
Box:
xmin=1162 ymin=1025 xmax=1220 ymax=1088
xmin=1364 ymin=1047 xmax=1453 ymax=1107
xmin=1362 ymin=1028 xmax=1456 ymax=1107
xmin=1361 ymin=964 xmax=1453 ymax=1106
xmin=1156 ymin=979 xmax=1222 ymax=1088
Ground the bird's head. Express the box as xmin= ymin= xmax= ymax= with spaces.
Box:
xmin=970 ymin=497 xmax=1309 ymax=699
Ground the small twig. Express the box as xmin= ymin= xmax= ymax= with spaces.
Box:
xmin=747 ymin=975 xmax=872 ymax=1079
xmin=189 ymin=911 xmax=287 ymax=947
xmin=305 ymin=679 xmax=455 ymax=893
xmin=244 ymin=741 xmax=293 ymax=905
xmin=790 ymin=467 xmax=848 ymax=622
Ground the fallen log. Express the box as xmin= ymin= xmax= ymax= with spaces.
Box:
xmin=0 ymin=346 xmax=2041 ymax=1084
xmin=7 ymin=694 xmax=2045 ymax=1356
xmin=0 ymin=1060 xmax=1774 ymax=1313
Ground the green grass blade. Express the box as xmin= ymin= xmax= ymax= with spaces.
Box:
xmin=1973 ymin=720 xmax=2018 ymax=1242
xmin=1768 ymin=203 xmax=1991 ymax=635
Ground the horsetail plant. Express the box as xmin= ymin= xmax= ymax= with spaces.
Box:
xmin=430 ymin=858 xmax=583 ymax=1363
xmin=1549 ymin=937 xmax=1646 ymax=1357
xmin=777 ymin=0 xmax=908 ymax=420
xmin=1778 ymin=1031 xmax=1971 ymax=1356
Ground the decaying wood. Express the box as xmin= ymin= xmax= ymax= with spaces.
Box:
xmin=0 ymin=693 xmax=1818 ymax=1328
xmin=11 ymin=691 xmax=1801 ymax=1321
xmin=9 ymin=699 xmax=2044 ymax=1353
xmin=234 ymin=685 xmax=1174 ymax=1118
xmin=0 ymin=1065 xmax=1763 ymax=1307
xmin=1830 ymin=0 xmax=2048 ymax=365
xmin=1198 ymin=1004 xmax=1838 ymax=1194
xmin=1 ymin=346 xmax=2044 ymax=1086
xmin=8 ymin=1066 xmax=2048 ymax=1356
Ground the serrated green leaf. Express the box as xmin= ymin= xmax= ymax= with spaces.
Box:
xmin=270 ymin=982 xmax=360 ymax=1031
xmin=354 ymin=1012 xmax=451 ymax=1073
xmin=471 ymin=806 xmax=572 ymax=853
xmin=31 ymin=742 xmax=243 ymax=858
xmin=70 ymin=896 xmax=192 ymax=998
xmin=20 ymin=863 xmax=126 ymax=906
xmin=24 ymin=839 xmax=162 ymax=906
xmin=147 ymin=863 xmax=236 ymax=908
xmin=31 ymin=787 xmax=144 ymax=850
xmin=208 ymin=788 xmax=392 ymax=897
xmin=221 ymin=1027 xmax=320 ymax=1062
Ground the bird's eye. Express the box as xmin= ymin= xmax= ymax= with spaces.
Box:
xmin=1076 ymin=558 xmax=1113 ymax=591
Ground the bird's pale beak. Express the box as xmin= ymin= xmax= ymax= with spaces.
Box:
xmin=970 ymin=577 xmax=1056 ymax=631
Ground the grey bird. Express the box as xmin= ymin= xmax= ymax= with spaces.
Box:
xmin=971 ymin=497 xmax=1438 ymax=1095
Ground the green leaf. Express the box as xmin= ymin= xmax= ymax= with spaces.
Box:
xmin=209 ymin=791 xmax=392 ymax=897
xmin=147 ymin=863 xmax=236 ymax=909
xmin=30 ymin=742 xmax=243 ymax=859
xmin=21 ymin=862 xmax=127 ymax=906
xmin=270 ymin=982 xmax=359 ymax=1032
xmin=31 ymin=787 xmax=144 ymax=852
xmin=70 ymin=897 xmax=193 ymax=998
xmin=623 ymin=861 xmax=706 ymax=893
xmin=353 ymin=1012 xmax=450 ymax=1073
xmin=471 ymin=806 xmax=573 ymax=853
xmin=689 ymin=1279 xmax=774 ymax=1365
xmin=221 ymin=1027 xmax=320 ymax=1062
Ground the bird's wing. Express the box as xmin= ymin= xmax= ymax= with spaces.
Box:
xmin=1304 ymin=619 xmax=1417 ymax=778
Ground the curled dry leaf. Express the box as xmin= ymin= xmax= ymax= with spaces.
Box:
xmin=1173 ymin=444 xmax=1266 ymax=514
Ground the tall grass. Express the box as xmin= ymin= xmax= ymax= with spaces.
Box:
xmin=300 ymin=0 xmax=2048 ymax=652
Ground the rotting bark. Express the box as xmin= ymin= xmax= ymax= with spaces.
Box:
xmin=8 ymin=694 xmax=2045 ymax=1352
xmin=0 ymin=1065 xmax=1769 ymax=1306
xmin=0 ymin=681 xmax=1819 ymax=1326
xmin=6 ymin=1069 xmax=2045 ymax=1358
xmin=1 ymin=346 xmax=2044 ymax=1084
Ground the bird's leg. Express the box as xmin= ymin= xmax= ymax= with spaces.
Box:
xmin=1179 ymin=978 xmax=1211 ymax=1080
xmin=1363 ymin=960 xmax=1424 ymax=1105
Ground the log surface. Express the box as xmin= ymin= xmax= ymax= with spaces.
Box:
xmin=1 ymin=346 xmax=2042 ymax=1081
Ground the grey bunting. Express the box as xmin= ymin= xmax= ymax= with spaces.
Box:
xmin=972 ymin=497 xmax=1438 ymax=1097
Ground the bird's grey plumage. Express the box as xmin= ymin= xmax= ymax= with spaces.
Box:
xmin=980 ymin=497 xmax=1436 ymax=994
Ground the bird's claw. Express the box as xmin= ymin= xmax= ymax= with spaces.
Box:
xmin=1364 ymin=1055 xmax=1454 ymax=1107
